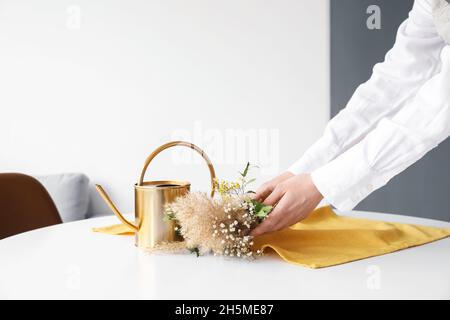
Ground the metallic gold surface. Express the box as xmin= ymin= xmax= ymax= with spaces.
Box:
xmin=95 ymin=184 xmax=138 ymax=231
xmin=138 ymin=140 xmax=216 ymax=197
xmin=95 ymin=141 xmax=216 ymax=249
xmin=134 ymin=180 xmax=189 ymax=248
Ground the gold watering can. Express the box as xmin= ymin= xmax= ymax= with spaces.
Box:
xmin=95 ymin=141 xmax=216 ymax=249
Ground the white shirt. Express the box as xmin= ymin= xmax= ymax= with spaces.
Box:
xmin=288 ymin=0 xmax=450 ymax=211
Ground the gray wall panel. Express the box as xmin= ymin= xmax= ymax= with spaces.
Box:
xmin=331 ymin=0 xmax=450 ymax=221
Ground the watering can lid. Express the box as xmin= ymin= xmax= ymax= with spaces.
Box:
xmin=134 ymin=180 xmax=190 ymax=190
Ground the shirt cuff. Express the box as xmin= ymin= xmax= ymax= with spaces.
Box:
xmin=287 ymin=140 xmax=342 ymax=175
xmin=310 ymin=144 xmax=377 ymax=211
xmin=287 ymin=159 xmax=314 ymax=175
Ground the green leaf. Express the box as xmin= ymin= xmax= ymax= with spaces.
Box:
xmin=245 ymin=178 xmax=256 ymax=185
xmin=255 ymin=205 xmax=273 ymax=218
xmin=240 ymin=162 xmax=250 ymax=177
xmin=251 ymin=199 xmax=273 ymax=218
xmin=189 ymin=247 xmax=200 ymax=257
xmin=251 ymin=199 xmax=263 ymax=211
xmin=163 ymin=213 xmax=176 ymax=222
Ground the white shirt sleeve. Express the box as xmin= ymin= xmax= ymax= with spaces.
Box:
xmin=312 ymin=44 xmax=450 ymax=210
xmin=288 ymin=0 xmax=444 ymax=175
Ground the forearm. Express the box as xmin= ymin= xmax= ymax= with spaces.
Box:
xmin=289 ymin=0 xmax=443 ymax=174
xmin=311 ymin=46 xmax=450 ymax=210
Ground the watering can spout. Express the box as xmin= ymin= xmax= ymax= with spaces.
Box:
xmin=95 ymin=184 xmax=138 ymax=231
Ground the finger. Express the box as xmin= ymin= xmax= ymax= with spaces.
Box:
xmin=250 ymin=214 xmax=278 ymax=236
xmin=252 ymin=184 xmax=272 ymax=202
xmin=250 ymin=196 xmax=290 ymax=237
xmin=263 ymin=197 xmax=290 ymax=230
xmin=263 ymin=186 xmax=284 ymax=206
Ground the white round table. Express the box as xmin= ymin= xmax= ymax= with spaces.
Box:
xmin=0 ymin=211 xmax=449 ymax=299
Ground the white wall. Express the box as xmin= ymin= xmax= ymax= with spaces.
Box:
xmin=0 ymin=0 xmax=329 ymax=216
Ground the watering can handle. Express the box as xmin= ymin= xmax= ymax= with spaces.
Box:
xmin=138 ymin=141 xmax=216 ymax=197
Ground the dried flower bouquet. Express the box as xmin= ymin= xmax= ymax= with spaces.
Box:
xmin=162 ymin=163 xmax=273 ymax=258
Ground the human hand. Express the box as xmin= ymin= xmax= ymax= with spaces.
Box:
xmin=251 ymin=171 xmax=294 ymax=201
xmin=250 ymin=173 xmax=323 ymax=237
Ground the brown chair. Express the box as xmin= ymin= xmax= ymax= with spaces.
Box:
xmin=0 ymin=173 xmax=62 ymax=240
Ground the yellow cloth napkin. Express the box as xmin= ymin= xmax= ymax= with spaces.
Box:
xmin=92 ymin=206 xmax=450 ymax=268
xmin=92 ymin=223 xmax=135 ymax=236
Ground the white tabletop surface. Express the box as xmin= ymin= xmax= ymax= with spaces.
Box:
xmin=0 ymin=210 xmax=449 ymax=300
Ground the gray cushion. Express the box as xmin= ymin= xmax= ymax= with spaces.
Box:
xmin=34 ymin=173 xmax=90 ymax=222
